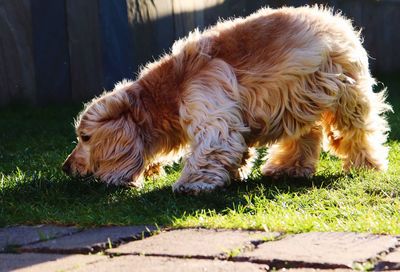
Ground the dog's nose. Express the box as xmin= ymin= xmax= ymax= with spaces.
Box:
xmin=62 ymin=161 xmax=71 ymax=175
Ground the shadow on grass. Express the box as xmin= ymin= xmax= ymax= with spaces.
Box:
xmin=0 ymin=168 xmax=346 ymax=228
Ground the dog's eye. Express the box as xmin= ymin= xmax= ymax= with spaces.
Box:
xmin=81 ymin=135 xmax=91 ymax=142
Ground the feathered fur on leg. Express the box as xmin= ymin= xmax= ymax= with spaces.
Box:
xmin=172 ymin=59 xmax=249 ymax=194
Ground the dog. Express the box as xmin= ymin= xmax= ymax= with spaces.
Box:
xmin=62 ymin=6 xmax=391 ymax=194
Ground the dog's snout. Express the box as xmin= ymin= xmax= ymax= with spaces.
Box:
xmin=62 ymin=160 xmax=71 ymax=175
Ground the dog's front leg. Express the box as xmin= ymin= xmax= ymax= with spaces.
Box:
xmin=172 ymin=59 xmax=248 ymax=195
xmin=172 ymin=126 xmax=248 ymax=195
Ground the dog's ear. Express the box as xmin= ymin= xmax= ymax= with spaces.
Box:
xmin=100 ymin=92 xmax=131 ymax=120
xmin=79 ymin=91 xmax=130 ymax=127
xmin=105 ymin=81 xmax=151 ymax=126
xmin=89 ymin=112 xmax=146 ymax=185
xmin=82 ymin=80 xmax=145 ymax=124
xmin=97 ymin=81 xmax=135 ymax=121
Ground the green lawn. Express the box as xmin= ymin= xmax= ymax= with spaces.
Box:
xmin=1 ymin=76 xmax=400 ymax=234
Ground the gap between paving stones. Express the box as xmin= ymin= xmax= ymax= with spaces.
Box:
xmin=103 ymin=230 xmax=347 ymax=270
xmin=0 ymin=225 xmax=83 ymax=253
xmin=106 ymin=230 xmax=287 ymax=259
xmin=236 ymin=233 xmax=400 ymax=271
xmin=29 ymin=230 xmax=398 ymax=270
xmin=373 ymin=238 xmax=400 ymax=271
xmin=18 ymin=231 xmax=155 ymax=255
xmin=234 ymin=234 xmax=399 ymax=271
xmin=5 ymin=227 xmax=400 ymax=271
xmin=101 ymin=228 xmax=286 ymax=261
xmin=12 ymin=228 xmax=287 ymax=269
xmin=105 ymin=251 xmax=349 ymax=270
xmin=233 ymin=257 xmax=351 ymax=270
xmin=18 ymin=226 xmax=158 ymax=255
xmin=357 ymin=236 xmax=400 ymax=271
xmin=104 ymin=232 xmax=352 ymax=270
xmin=106 ymin=228 xmax=282 ymax=259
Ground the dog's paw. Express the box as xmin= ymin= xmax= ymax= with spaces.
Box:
xmin=262 ymin=163 xmax=315 ymax=179
xmin=232 ymin=165 xmax=253 ymax=181
xmin=172 ymin=181 xmax=220 ymax=195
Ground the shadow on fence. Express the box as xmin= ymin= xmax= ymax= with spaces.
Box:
xmin=0 ymin=0 xmax=399 ymax=106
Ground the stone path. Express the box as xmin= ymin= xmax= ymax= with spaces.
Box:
xmin=0 ymin=225 xmax=399 ymax=271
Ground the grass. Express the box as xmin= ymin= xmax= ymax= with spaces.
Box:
xmin=1 ymin=76 xmax=400 ymax=234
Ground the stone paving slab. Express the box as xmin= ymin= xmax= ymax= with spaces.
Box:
xmin=0 ymin=253 xmax=105 ymax=272
xmin=240 ymin=232 xmax=398 ymax=269
xmin=374 ymin=248 xmax=400 ymax=271
xmin=72 ymin=255 xmax=267 ymax=272
xmin=107 ymin=228 xmax=280 ymax=258
xmin=20 ymin=225 xmax=156 ymax=254
xmin=0 ymin=225 xmax=80 ymax=252
xmin=283 ymin=269 xmax=351 ymax=271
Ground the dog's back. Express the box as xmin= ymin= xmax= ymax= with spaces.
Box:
xmin=172 ymin=7 xmax=366 ymax=143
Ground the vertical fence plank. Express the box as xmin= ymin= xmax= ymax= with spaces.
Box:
xmin=0 ymin=0 xmax=36 ymax=105
xmin=66 ymin=0 xmax=103 ymax=102
xmin=126 ymin=0 xmax=175 ymax=70
xmin=172 ymin=0 xmax=226 ymax=42
xmin=219 ymin=0 xmax=246 ymax=17
xmin=357 ymin=0 xmax=380 ymax=72
xmin=375 ymin=2 xmax=400 ymax=73
xmin=99 ymin=0 xmax=134 ymax=89
xmin=30 ymin=0 xmax=70 ymax=104
xmin=172 ymin=1 xmax=205 ymax=39
xmin=173 ymin=1 xmax=196 ymax=38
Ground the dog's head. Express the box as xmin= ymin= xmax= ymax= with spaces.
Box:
xmin=62 ymin=81 xmax=148 ymax=186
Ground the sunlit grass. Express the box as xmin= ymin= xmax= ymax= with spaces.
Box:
xmin=1 ymin=76 xmax=399 ymax=233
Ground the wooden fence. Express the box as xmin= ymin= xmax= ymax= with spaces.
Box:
xmin=0 ymin=0 xmax=399 ymax=106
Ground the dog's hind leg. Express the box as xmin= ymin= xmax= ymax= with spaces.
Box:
xmin=261 ymin=125 xmax=323 ymax=178
xmin=321 ymin=79 xmax=391 ymax=171
xmin=172 ymin=59 xmax=248 ymax=194
xmin=144 ymin=162 xmax=166 ymax=179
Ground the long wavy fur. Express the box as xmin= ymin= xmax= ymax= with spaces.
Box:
xmin=63 ymin=6 xmax=391 ymax=194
